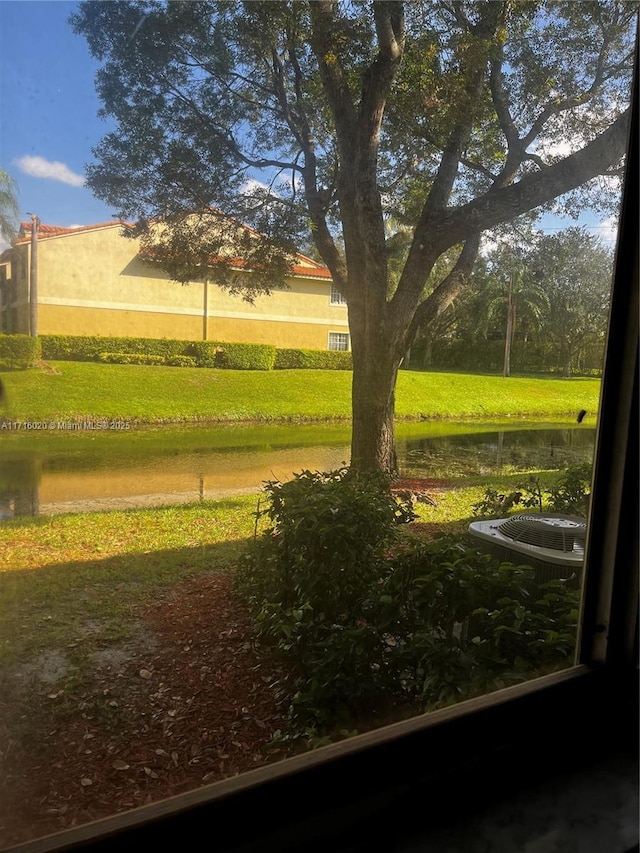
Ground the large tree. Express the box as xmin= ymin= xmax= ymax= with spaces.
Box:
xmin=526 ymin=227 xmax=614 ymax=377
xmin=72 ymin=1 xmax=635 ymax=472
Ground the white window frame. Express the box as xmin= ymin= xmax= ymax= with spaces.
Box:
xmin=327 ymin=331 xmax=350 ymax=351
xmin=15 ymin=50 xmax=638 ymax=853
xmin=330 ymin=283 xmax=348 ymax=305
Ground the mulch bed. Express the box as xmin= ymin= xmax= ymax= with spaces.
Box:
xmin=392 ymin=477 xmax=453 ymax=494
xmin=0 ymin=572 xmax=292 ymax=848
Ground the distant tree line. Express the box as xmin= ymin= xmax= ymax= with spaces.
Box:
xmin=409 ymin=227 xmax=613 ymax=377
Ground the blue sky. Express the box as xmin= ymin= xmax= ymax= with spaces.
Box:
xmin=0 ymin=0 xmax=115 ymax=236
xmin=0 ymin=0 xmax=623 ymax=251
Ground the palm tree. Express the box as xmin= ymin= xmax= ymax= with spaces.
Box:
xmin=482 ymin=266 xmax=550 ymax=377
xmin=0 ymin=169 xmax=19 ymax=244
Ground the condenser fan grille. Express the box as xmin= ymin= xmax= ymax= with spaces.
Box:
xmin=496 ymin=514 xmax=586 ymax=553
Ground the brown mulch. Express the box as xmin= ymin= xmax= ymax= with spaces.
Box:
xmin=392 ymin=476 xmax=453 ymax=494
xmin=0 ymin=572 xmax=293 ymax=849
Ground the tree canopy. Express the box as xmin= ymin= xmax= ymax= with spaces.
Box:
xmin=72 ymin=0 xmax=636 ymax=471
xmin=525 ymin=227 xmax=613 ymax=376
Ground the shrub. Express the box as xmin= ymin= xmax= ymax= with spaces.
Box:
xmin=473 ymin=464 xmax=591 ymax=518
xmin=186 ymin=341 xmax=275 ymax=370
xmin=547 ymin=463 xmax=592 ymax=515
xmin=218 ymin=342 xmax=276 ymax=370
xmin=275 ymin=348 xmax=353 ymax=370
xmin=97 ymin=352 xmax=166 ymax=365
xmin=41 ymin=334 xmax=188 ymax=361
xmin=0 ymin=334 xmax=41 ymax=369
xmin=239 ymin=468 xmax=416 ymax=621
xmin=165 ymin=355 xmax=197 ymax=367
xmin=236 ymin=468 xmax=416 ymax=734
xmin=186 ymin=341 xmax=220 ymax=368
xmin=376 ymin=538 xmax=579 ymax=707
xmin=238 ymin=472 xmax=579 ymax=740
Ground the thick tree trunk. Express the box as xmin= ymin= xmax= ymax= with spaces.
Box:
xmin=349 ymin=316 xmax=402 ymax=474
xmin=350 ymin=350 xmax=400 ymax=474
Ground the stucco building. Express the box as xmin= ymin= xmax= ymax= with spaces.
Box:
xmin=0 ymin=220 xmax=350 ymax=351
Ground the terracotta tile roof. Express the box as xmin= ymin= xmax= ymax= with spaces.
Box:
xmin=15 ymin=221 xmax=130 ymax=243
xmin=13 ymin=219 xmax=333 ymax=280
xmin=292 ymin=262 xmax=332 ymax=279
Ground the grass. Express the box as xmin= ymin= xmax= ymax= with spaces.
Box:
xmin=0 ymin=496 xmax=259 ymax=668
xmin=0 ymin=361 xmax=596 ymax=685
xmin=0 ymin=464 xmax=574 ymax=671
xmin=0 ymin=361 xmax=601 ymax=424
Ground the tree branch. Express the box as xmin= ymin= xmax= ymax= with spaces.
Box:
xmin=406 ymin=232 xmax=482 ymax=346
xmin=308 ymin=1 xmax=357 ymax=159
xmin=438 ymin=106 xmax=631 ymax=249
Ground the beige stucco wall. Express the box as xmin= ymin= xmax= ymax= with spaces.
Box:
xmin=7 ymin=225 xmax=349 ymax=347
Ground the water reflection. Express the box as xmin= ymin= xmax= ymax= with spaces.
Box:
xmin=400 ymin=427 xmax=595 ymax=479
xmin=0 ymin=423 xmax=594 ymax=518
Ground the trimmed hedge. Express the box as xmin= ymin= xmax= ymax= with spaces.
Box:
xmin=185 ymin=341 xmax=220 ymax=368
xmin=41 ymin=335 xmax=188 ymax=362
xmin=97 ymin=352 xmax=167 ymax=366
xmin=275 ymin=348 xmax=352 ymax=370
xmin=166 ymin=355 xmax=197 ymax=368
xmin=40 ymin=334 xmax=347 ymax=372
xmin=218 ymin=343 xmax=276 ymax=370
xmin=0 ymin=334 xmax=41 ymax=370
xmin=186 ymin=341 xmax=276 ymax=370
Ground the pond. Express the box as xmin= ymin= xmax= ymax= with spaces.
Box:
xmin=0 ymin=420 xmax=595 ymax=519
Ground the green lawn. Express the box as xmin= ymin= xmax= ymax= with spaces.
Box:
xmin=0 ymin=361 xmax=600 ymax=424
xmin=0 ymin=488 xmax=471 ymax=669
xmin=0 ymin=360 xmax=598 ymax=671
xmin=0 ymin=466 xmax=571 ymax=671
xmin=0 ymin=496 xmax=259 ymax=667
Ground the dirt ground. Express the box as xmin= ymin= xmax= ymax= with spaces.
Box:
xmin=0 ymin=571 xmax=292 ymax=848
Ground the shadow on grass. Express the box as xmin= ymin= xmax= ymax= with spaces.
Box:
xmin=0 ymin=536 xmax=251 ymax=668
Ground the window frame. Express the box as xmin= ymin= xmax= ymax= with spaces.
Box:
xmin=329 ymin=283 xmax=347 ymax=306
xmin=327 ymin=330 xmax=350 ymax=351
xmin=7 ymin=46 xmax=637 ymax=853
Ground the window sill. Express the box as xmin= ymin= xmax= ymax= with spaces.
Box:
xmin=6 ymin=664 xmax=637 ymax=853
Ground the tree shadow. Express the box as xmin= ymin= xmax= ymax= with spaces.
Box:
xmin=0 ymin=537 xmax=251 ymax=668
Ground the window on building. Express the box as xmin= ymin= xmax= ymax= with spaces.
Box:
xmin=328 ymin=331 xmax=350 ymax=351
xmin=330 ymin=284 xmax=347 ymax=305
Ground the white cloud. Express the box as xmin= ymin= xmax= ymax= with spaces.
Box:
xmin=597 ymin=214 xmax=619 ymax=246
xmin=15 ymin=156 xmax=85 ymax=187
xmin=240 ymin=178 xmax=268 ymax=194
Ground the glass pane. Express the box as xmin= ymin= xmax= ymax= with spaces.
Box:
xmin=0 ymin=1 xmax=635 ymax=846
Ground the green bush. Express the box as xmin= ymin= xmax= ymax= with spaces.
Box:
xmin=238 ymin=471 xmax=579 ymax=740
xmin=376 ymin=538 xmax=578 ymax=707
xmin=185 ymin=341 xmax=220 ymax=368
xmin=40 ymin=334 xmax=355 ymax=372
xmin=165 ymin=355 xmax=197 ymax=367
xmin=218 ymin=342 xmax=276 ymax=370
xmin=239 ymin=468 xmax=415 ymax=621
xmin=186 ymin=341 xmax=276 ymax=369
xmin=473 ymin=464 xmax=591 ymax=518
xmin=547 ymin=463 xmax=592 ymax=515
xmin=41 ymin=334 xmax=188 ymax=361
xmin=0 ymin=334 xmax=41 ymax=369
xmin=97 ymin=352 xmax=166 ymax=365
xmin=275 ymin=348 xmax=353 ymax=370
